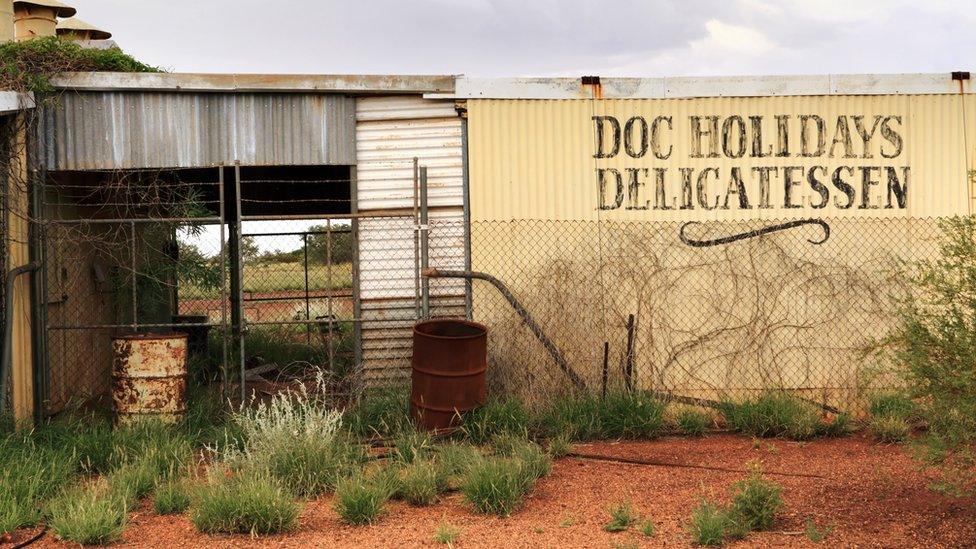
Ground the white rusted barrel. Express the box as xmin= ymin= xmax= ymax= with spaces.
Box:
xmin=112 ymin=333 xmax=188 ymax=423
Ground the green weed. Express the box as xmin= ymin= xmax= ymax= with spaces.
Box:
xmin=534 ymin=393 xmax=601 ymax=440
xmin=333 ymin=474 xmax=390 ymax=525
xmin=599 ymin=390 xmax=666 ymax=439
xmin=46 ymin=483 xmax=127 ymax=546
xmin=870 ymin=415 xmax=911 ymax=443
xmin=398 ymin=459 xmax=440 ymax=506
xmin=676 ymin=408 xmax=712 ymax=436
xmin=728 ymin=464 xmax=783 ymax=531
xmin=435 ymin=443 xmax=482 ymax=491
xmin=639 ymin=518 xmax=656 ymax=537
xmin=688 ymin=498 xmax=730 ymax=546
xmin=191 ymin=472 xmax=299 ymax=535
xmin=153 ymin=479 xmax=191 ymax=515
xmin=547 ymin=434 xmax=572 ymax=458
xmin=344 ymin=386 xmax=413 ymax=438
xmin=867 ymin=392 xmax=917 ymax=420
xmin=720 ymin=392 xmax=839 ymax=440
xmin=460 ymin=456 xmax=530 ymax=517
xmin=804 ymin=518 xmax=833 ymax=542
xmin=462 ymin=398 xmax=530 ymax=443
xmin=434 ymin=520 xmax=461 ymax=545
xmin=603 ymin=501 xmax=637 ymax=532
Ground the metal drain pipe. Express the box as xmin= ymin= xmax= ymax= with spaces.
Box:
xmin=2 ymin=261 xmax=39 ymax=414
xmin=423 ymin=268 xmax=586 ymax=391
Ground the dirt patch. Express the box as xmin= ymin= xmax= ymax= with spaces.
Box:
xmin=23 ymin=434 xmax=976 ymax=548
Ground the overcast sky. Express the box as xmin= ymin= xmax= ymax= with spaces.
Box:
xmin=69 ymin=0 xmax=972 ymax=77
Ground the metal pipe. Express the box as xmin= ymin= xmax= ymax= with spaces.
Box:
xmin=419 ymin=167 xmax=430 ymax=319
xmin=423 ymin=267 xmax=586 ymax=391
xmin=412 ymin=157 xmax=421 ymax=320
xmin=1 ymin=261 xmax=39 ymax=415
xmin=460 ymin=117 xmax=473 ymax=320
xmin=234 ymin=162 xmax=245 ymax=403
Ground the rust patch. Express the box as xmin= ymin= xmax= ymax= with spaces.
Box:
xmin=112 ymin=334 xmax=188 ymax=422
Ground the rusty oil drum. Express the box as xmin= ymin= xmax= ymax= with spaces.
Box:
xmin=112 ymin=333 xmax=188 ymax=423
xmin=411 ymin=319 xmax=488 ymax=431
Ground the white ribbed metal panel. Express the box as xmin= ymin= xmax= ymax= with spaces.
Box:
xmin=356 ymin=96 xmax=463 ymax=211
xmin=355 ymin=95 xmax=467 ymax=383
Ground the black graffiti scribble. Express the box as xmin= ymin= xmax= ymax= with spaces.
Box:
xmin=679 ymin=219 xmax=831 ymax=247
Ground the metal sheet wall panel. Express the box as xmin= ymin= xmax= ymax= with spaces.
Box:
xmin=356 ymin=96 xmax=463 ymax=211
xmin=467 ymin=95 xmax=976 ymax=222
xmin=42 ymin=92 xmax=357 ymax=170
xmin=355 ymin=96 xmax=467 ymax=384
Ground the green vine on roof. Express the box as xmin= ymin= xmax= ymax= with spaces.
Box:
xmin=0 ymin=36 xmax=161 ymax=94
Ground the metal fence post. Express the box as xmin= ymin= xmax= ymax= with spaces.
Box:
xmin=419 ymin=166 xmax=430 ymax=319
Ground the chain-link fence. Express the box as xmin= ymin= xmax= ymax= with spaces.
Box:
xmin=462 ymin=217 xmax=940 ymax=411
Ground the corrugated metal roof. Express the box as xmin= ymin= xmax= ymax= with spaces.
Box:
xmin=41 ymin=91 xmax=357 ymax=170
xmin=432 ymin=73 xmax=974 ymax=100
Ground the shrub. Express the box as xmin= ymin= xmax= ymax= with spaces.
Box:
xmin=461 ymin=457 xmax=529 ymax=516
xmin=191 ymin=473 xmax=299 ymax=535
xmin=462 ymin=398 xmax=530 ymax=443
xmin=720 ymin=392 xmax=840 ymax=440
xmin=434 ymin=521 xmax=461 ymax=545
xmin=870 ymin=415 xmax=911 ymax=443
xmin=333 ymin=474 xmax=390 ymax=525
xmin=688 ymin=498 xmax=730 ymax=546
xmin=603 ymin=501 xmax=637 ymax=532
xmin=47 ymin=484 xmax=127 ymax=546
xmin=675 ymin=408 xmax=712 ymax=436
xmin=154 ymin=479 xmax=191 ymax=515
xmin=879 ymin=216 xmax=976 ymax=493
xmin=728 ymin=464 xmax=783 ymax=531
xmin=398 ymin=460 xmax=440 ymax=506
xmin=599 ymin=390 xmax=666 ymax=439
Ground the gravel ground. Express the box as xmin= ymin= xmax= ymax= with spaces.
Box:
xmin=15 ymin=433 xmax=976 ymax=548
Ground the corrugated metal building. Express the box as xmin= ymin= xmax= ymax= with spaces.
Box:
xmin=5 ymin=71 xmax=975 ymax=419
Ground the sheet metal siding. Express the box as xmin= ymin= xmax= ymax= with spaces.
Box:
xmin=468 ymin=95 xmax=976 ymax=222
xmin=356 ymin=96 xmax=463 ymax=211
xmin=43 ymin=92 xmax=356 ymax=170
xmin=355 ymin=96 xmax=466 ymax=383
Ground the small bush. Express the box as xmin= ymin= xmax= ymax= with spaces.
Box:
xmin=639 ymin=518 xmax=656 ymax=537
xmin=191 ymin=473 xmax=299 ymax=535
xmin=47 ymin=484 xmax=127 ymax=546
xmin=154 ymin=479 xmax=191 ymax=515
xmin=676 ymin=408 xmax=711 ymax=436
xmin=334 ymin=474 xmax=390 ymax=525
xmin=603 ymin=501 xmax=637 ymax=532
xmin=804 ymin=518 xmax=833 ymax=543
xmin=461 ymin=457 xmax=529 ymax=516
xmin=462 ymin=398 xmax=530 ymax=444
xmin=720 ymin=392 xmax=839 ymax=440
xmin=398 ymin=460 xmax=440 ymax=506
xmin=434 ymin=521 xmax=461 ymax=545
xmin=688 ymin=498 xmax=732 ymax=546
xmin=728 ymin=464 xmax=783 ymax=531
xmin=870 ymin=414 xmax=911 ymax=443
xmin=599 ymin=391 xmax=666 ymax=439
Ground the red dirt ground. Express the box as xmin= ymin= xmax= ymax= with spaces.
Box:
xmin=15 ymin=433 xmax=976 ymax=548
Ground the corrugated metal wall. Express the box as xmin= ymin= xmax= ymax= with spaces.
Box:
xmin=468 ymin=95 xmax=976 ymax=221
xmin=41 ymin=92 xmax=357 ymax=170
xmin=355 ymin=96 xmax=466 ymax=384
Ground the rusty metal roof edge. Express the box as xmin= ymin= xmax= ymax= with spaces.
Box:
xmin=427 ymin=73 xmax=974 ymax=99
xmin=49 ymin=72 xmax=458 ymax=94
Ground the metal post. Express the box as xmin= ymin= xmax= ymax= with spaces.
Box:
xmin=303 ymin=232 xmax=310 ymax=344
xmin=625 ymin=313 xmax=635 ymax=392
xmin=419 ymin=166 xmax=430 ymax=319
xmin=461 ymin=117 xmax=473 ymax=320
xmin=233 ymin=162 xmax=245 ymax=403
xmin=326 ymin=219 xmax=334 ymax=371
xmin=218 ymin=165 xmax=229 ymax=400
xmin=349 ymin=165 xmax=363 ymax=397
xmin=412 ymin=157 xmax=421 ymax=320
xmin=130 ymin=220 xmax=137 ymax=332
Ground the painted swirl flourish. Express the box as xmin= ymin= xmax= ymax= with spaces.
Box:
xmin=679 ymin=219 xmax=831 ymax=247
